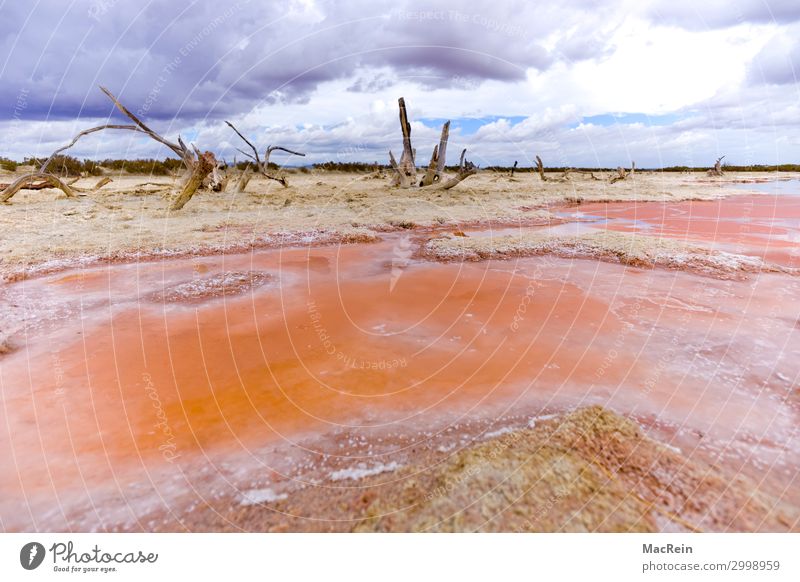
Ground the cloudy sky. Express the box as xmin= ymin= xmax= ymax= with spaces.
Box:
xmin=1 ymin=0 xmax=799 ymax=167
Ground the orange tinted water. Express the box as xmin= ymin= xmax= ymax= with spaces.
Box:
xmin=1 ymin=196 xmax=799 ymax=530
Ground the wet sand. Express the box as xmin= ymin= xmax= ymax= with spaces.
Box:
xmin=1 ymin=182 xmax=799 ymax=532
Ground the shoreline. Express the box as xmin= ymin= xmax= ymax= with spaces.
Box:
xmin=1 ymin=171 xmax=789 ymax=282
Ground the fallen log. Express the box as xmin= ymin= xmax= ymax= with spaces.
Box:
xmin=171 ymin=151 xmax=216 ymax=211
xmin=0 ymin=173 xmax=76 ymax=203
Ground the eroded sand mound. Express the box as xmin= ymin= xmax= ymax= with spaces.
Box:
xmin=171 ymin=407 xmax=796 ymax=532
xmin=148 ymin=271 xmax=274 ymax=303
xmin=424 ymin=230 xmax=795 ymax=279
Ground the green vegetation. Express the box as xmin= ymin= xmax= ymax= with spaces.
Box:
xmin=0 ymin=157 xmax=18 ymax=172
xmin=311 ymin=161 xmax=384 ymax=172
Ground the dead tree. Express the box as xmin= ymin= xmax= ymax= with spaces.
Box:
xmin=1 ymin=174 xmax=76 ymax=203
xmin=428 ymin=148 xmax=477 ymax=190
xmin=609 ymin=161 xmax=635 ymax=184
xmin=421 ymin=120 xmax=450 ymax=186
xmin=394 ymin=97 xmax=417 ymax=186
xmin=388 ymin=98 xmax=476 ymax=191
xmin=2 ymin=86 xmax=216 ymax=208
xmin=708 ymin=156 xmax=725 ymax=177
xmin=171 ymin=151 xmax=217 ymax=210
xmin=205 ymin=161 xmax=229 ymax=192
xmin=236 ymin=163 xmax=254 ymax=193
xmin=225 ymin=121 xmax=305 ymax=188
xmin=535 ymin=155 xmax=547 ymax=181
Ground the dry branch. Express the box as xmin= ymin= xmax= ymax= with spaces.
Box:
xmin=535 ymin=155 xmax=547 ymax=181
xmin=708 ymin=156 xmax=725 ymax=177
xmin=170 ymin=151 xmax=216 ymax=211
xmin=421 ymin=120 xmax=450 ymax=186
xmin=100 ymin=86 xmax=193 ymax=169
xmin=225 ymin=121 xmax=305 ymax=188
xmin=609 ymin=161 xmax=635 ymax=184
xmin=1 ymin=173 xmax=76 ymax=203
xmin=396 ymin=97 xmax=417 ymax=185
xmin=236 ymin=163 xmax=253 ymax=193
xmin=389 ymin=98 xmax=476 ymax=191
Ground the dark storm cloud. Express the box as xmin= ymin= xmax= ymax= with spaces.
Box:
xmin=0 ymin=0 xmax=616 ymax=122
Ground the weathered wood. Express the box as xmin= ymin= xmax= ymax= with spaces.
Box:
xmin=1 ymin=173 xmax=77 ymax=202
xmin=535 ymin=155 xmax=547 ymax=181
xmin=430 ymin=151 xmax=477 ymax=190
xmin=421 ymin=120 xmax=450 ymax=186
xmin=0 ymin=179 xmax=49 ymax=190
xmin=609 ymin=166 xmax=627 ymax=184
xmin=206 ymin=162 xmax=229 ymax=192
xmin=93 ymin=177 xmax=113 ymax=190
xmin=100 ymin=86 xmax=193 ymax=169
xmin=225 ymin=121 xmax=305 ymax=187
xmin=170 ymin=151 xmax=216 ymax=211
xmin=389 ymin=99 xmax=476 ymax=191
xmin=708 ymin=156 xmax=725 ymax=176
xmin=236 ymin=164 xmax=253 ymax=193
xmin=397 ymin=97 xmax=416 ymax=182
xmin=389 ymin=150 xmax=410 ymax=188
xmin=609 ymin=161 xmax=635 ymax=184
xmin=39 ymin=124 xmax=142 ymax=173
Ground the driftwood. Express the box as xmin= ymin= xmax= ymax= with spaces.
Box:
xmin=171 ymin=151 xmax=216 ymax=210
xmin=421 ymin=120 xmax=450 ymax=186
xmin=0 ymin=173 xmax=76 ymax=203
xmin=206 ymin=162 xmax=229 ymax=192
xmin=394 ymin=97 xmax=417 ymax=186
xmin=429 ymin=148 xmax=477 ymax=190
xmin=388 ymin=98 xmax=476 ymax=191
xmin=236 ymin=164 xmax=254 ymax=193
xmin=93 ymin=177 xmax=113 ymax=190
xmin=609 ymin=161 xmax=635 ymax=184
xmin=0 ymin=179 xmax=51 ymax=191
xmin=535 ymin=155 xmax=547 ymax=181
xmin=2 ymin=86 xmax=215 ymax=209
xmin=225 ymin=121 xmax=305 ymax=187
xmin=708 ymin=156 xmax=725 ymax=177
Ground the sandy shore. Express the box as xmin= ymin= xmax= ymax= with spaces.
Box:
xmin=0 ymin=170 xmax=788 ymax=281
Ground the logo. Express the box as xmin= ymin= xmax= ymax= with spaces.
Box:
xmin=389 ymin=234 xmax=413 ymax=292
xmin=20 ymin=542 xmax=46 ymax=570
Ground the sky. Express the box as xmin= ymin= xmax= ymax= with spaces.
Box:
xmin=1 ymin=0 xmax=799 ymax=168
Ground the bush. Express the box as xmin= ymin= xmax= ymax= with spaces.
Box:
xmin=99 ymin=158 xmax=183 ymax=175
xmin=0 ymin=157 xmax=17 ymax=172
xmin=312 ymin=161 xmax=384 ymax=173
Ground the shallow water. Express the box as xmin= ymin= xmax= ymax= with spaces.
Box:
xmin=1 ymin=195 xmax=799 ymax=531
